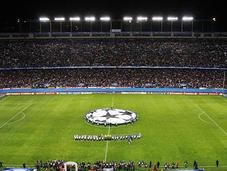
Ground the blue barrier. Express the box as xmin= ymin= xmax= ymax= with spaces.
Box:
xmin=0 ymin=87 xmax=225 ymax=94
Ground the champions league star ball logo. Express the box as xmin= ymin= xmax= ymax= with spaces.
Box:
xmin=85 ymin=108 xmax=137 ymax=125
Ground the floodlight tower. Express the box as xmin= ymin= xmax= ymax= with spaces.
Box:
xmin=181 ymin=16 xmax=194 ymax=32
xmin=152 ymin=16 xmax=163 ymax=32
xmin=85 ymin=16 xmax=96 ymax=33
xmin=123 ymin=16 xmax=133 ymax=33
xmin=100 ymin=16 xmax=111 ymax=32
xmin=54 ymin=17 xmax=65 ymax=32
xmin=39 ymin=17 xmax=51 ymax=33
xmin=167 ymin=16 xmax=178 ymax=33
xmin=136 ymin=16 xmax=148 ymax=32
xmin=69 ymin=17 xmax=80 ymax=32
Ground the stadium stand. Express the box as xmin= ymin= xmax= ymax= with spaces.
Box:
xmin=0 ymin=38 xmax=226 ymax=68
xmin=0 ymin=38 xmax=226 ymax=89
xmin=0 ymin=69 xmax=225 ymax=89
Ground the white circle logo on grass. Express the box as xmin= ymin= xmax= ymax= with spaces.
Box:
xmin=85 ymin=109 xmax=137 ymax=125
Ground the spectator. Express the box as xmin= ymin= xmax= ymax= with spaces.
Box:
xmin=0 ymin=69 xmax=224 ymax=89
xmin=0 ymin=38 xmax=226 ymax=68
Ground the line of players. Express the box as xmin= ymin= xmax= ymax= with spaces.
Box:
xmin=74 ymin=133 xmax=141 ymax=143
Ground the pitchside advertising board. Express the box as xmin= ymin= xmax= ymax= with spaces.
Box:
xmin=3 ymin=169 xmax=35 ymax=171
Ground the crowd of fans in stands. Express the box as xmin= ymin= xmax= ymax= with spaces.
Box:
xmin=0 ymin=38 xmax=226 ymax=89
xmin=0 ymin=69 xmax=225 ymax=89
xmin=0 ymin=38 xmax=226 ymax=68
xmin=34 ymin=160 xmax=192 ymax=171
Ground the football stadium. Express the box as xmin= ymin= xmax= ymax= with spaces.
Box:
xmin=0 ymin=2 xmax=227 ymax=171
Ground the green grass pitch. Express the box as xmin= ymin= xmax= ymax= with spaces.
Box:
xmin=1 ymin=94 xmax=227 ymax=170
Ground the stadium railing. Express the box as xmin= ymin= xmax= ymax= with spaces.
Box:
xmin=1 ymin=32 xmax=227 ymax=39
xmin=0 ymin=87 xmax=225 ymax=96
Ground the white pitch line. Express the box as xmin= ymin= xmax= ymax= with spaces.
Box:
xmin=7 ymin=112 xmax=26 ymax=125
xmin=0 ymin=95 xmax=8 ymax=102
xmin=104 ymin=125 xmax=111 ymax=162
xmin=0 ymin=104 xmax=32 ymax=129
xmin=111 ymin=96 xmax=114 ymax=108
xmin=198 ymin=113 xmax=213 ymax=125
xmin=196 ymin=105 xmax=227 ymax=136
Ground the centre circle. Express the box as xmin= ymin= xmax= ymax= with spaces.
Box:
xmin=85 ymin=108 xmax=137 ymax=125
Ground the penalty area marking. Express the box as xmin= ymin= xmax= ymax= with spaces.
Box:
xmin=0 ymin=103 xmax=32 ymax=129
xmin=196 ymin=105 xmax=227 ymax=136
xmin=198 ymin=113 xmax=214 ymax=125
xmin=7 ymin=112 xmax=26 ymax=125
xmin=104 ymin=125 xmax=111 ymax=162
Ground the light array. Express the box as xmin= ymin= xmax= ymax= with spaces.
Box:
xmin=54 ymin=17 xmax=65 ymax=21
xmin=100 ymin=16 xmax=111 ymax=21
xmin=84 ymin=16 xmax=96 ymax=22
xmin=123 ymin=16 xmax=133 ymax=22
xmin=39 ymin=16 xmax=195 ymax=22
xmin=167 ymin=16 xmax=178 ymax=21
xmin=182 ymin=16 xmax=194 ymax=21
xmin=137 ymin=16 xmax=148 ymax=22
xmin=39 ymin=17 xmax=50 ymax=22
xmin=152 ymin=16 xmax=163 ymax=21
xmin=69 ymin=17 xmax=80 ymax=21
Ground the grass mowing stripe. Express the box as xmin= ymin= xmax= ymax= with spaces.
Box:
xmin=1 ymin=95 xmax=227 ymax=166
xmin=0 ymin=103 xmax=32 ymax=129
xmin=196 ymin=105 xmax=227 ymax=136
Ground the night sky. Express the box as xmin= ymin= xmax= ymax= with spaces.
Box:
xmin=0 ymin=0 xmax=226 ymax=30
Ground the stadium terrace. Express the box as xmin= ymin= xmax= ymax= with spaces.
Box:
xmin=0 ymin=19 xmax=227 ymax=171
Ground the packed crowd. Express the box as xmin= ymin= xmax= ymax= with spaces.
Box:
xmin=0 ymin=69 xmax=224 ymax=89
xmin=34 ymin=160 xmax=182 ymax=171
xmin=1 ymin=159 xmax=220 ymax=171
xmin=0 ymin=38 xmax=226 ymax=68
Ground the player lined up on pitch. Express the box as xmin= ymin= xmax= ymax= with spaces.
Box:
xmin=74 ymin=133 xmax=141 ymax=142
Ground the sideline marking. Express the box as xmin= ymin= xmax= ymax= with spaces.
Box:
xmin=196 ymin=105 xmax=227 ymax=136
xmin=0 ymin=95 xmax=8 ymax=102
xmin=0 ymin=104 xmax=32 ymax=129
xmin=104 ymin=125 xmax=111 ymax=162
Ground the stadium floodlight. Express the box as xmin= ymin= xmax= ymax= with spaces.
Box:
xmin=123 ymin=16 xmax=133 ymax=22
xmin=137 ymin=16 xmax=148 ymax=22
xmin=167 ymin=16 xmax=178 ymax=21
xmin=39 ymin=17 xmax=50 ymax=22
xmin=85 ymin=16 xmax=96 ymax=22
xmin=100 ymin=16 xmax=111 ymax=22
xmin=152 ymin=16 xmax=163 ymax=21
xmin=54 ymin=17 xmax=65 ymax=21
xmin=182 ymin=16 xmax=194 ymax=21
xmin=69 ymin=17 xmax=80 ymax=22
